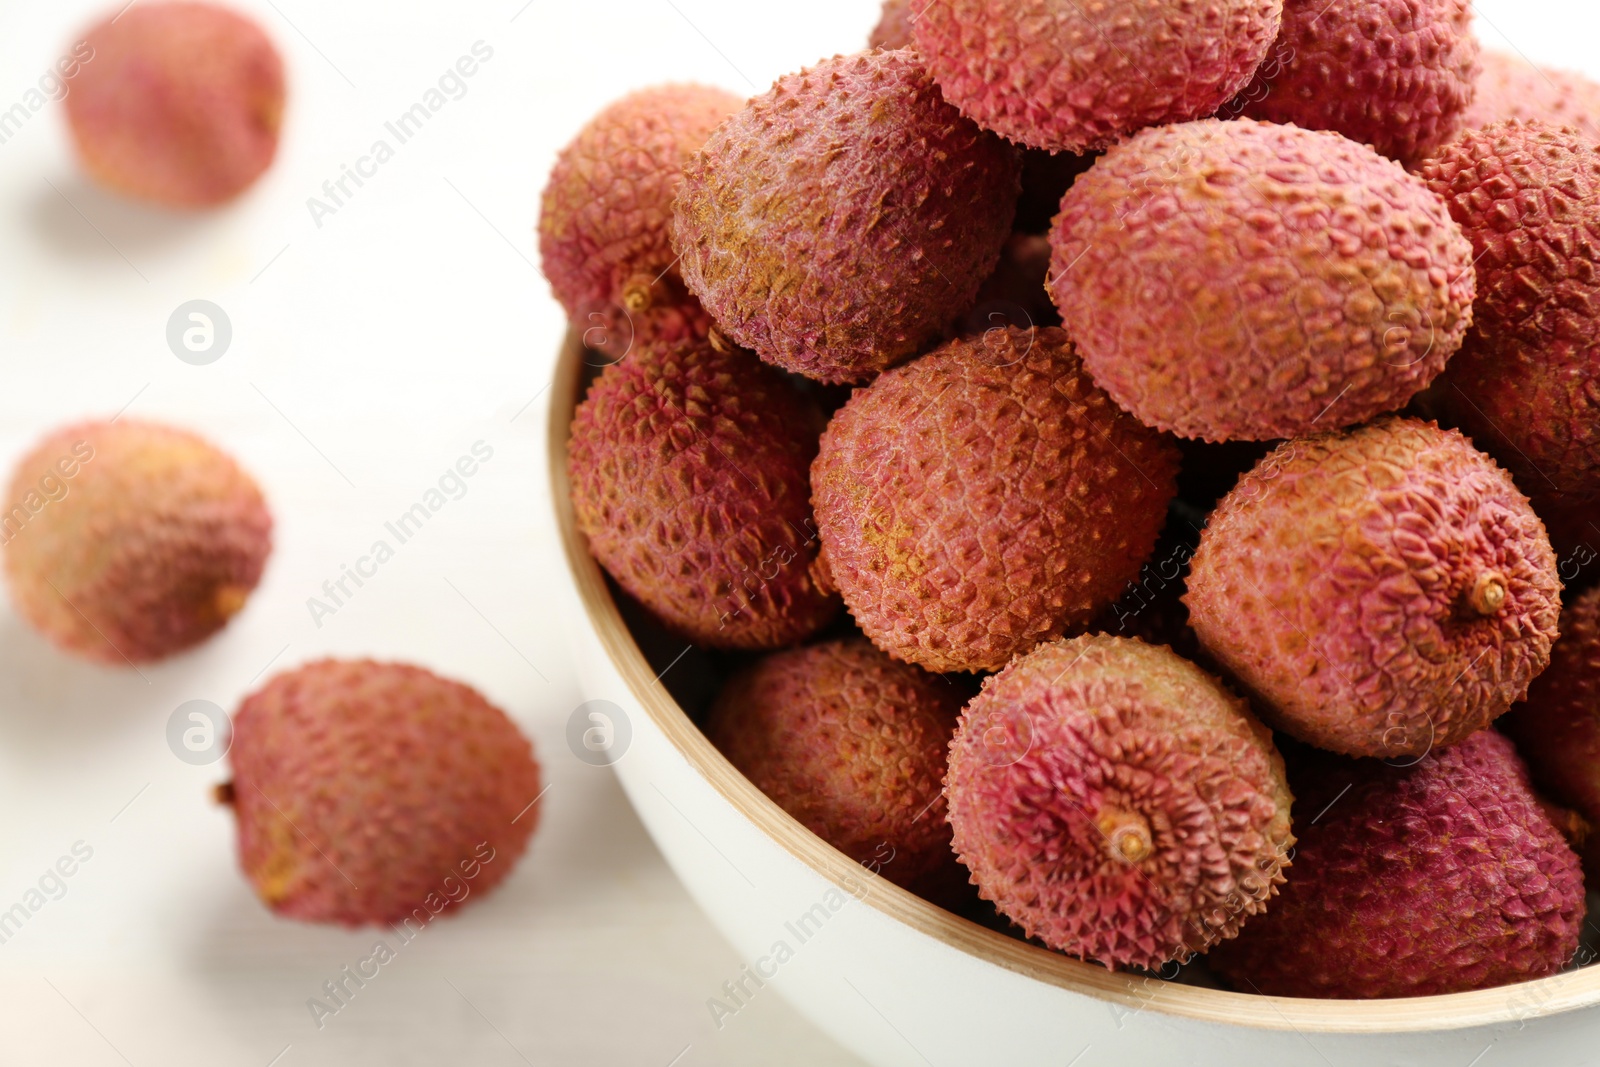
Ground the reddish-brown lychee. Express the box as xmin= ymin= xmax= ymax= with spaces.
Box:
xmin=1501 ymin=585 xmax=1600 ymax=874
xmin=945 ymin=635 xmax=1294 ymax=970
xmin=65 ymin=2 xmax=285 ymax=207
xmin=1234 ymin=0 xmax=1478 ymax=162
xmin=539 ymin=84 xmax=742 ymax=360
xmin=1208 ymin=731 xmax=1584 ymax=998
xmin=673 ymin=50 xmax=1021 ymax=384
xmin=1461 ymin=52 xmax=1600 ymax=143
xmin=223 ymin=660 xmax=542 ymax=926
xmin=1185 ymin=417 xmax=1562 ymax=758
xmin=567 ymin=340 xmax=838 ymax=650
xmin=868 ymin=0 xmax=915 ymax=49
xmin=2 ymin=419 xmax=272 ymax=665
xmin=910 ymin=0 xmax=1283 ymax=153
xmin=1050 ymin=119 xmax=1476 ymax=442
xmin=707 ymin=638 xmax=967 ymax=900
xmin=812 ymin=326 xmax=1178 ymax=674
xmin=1418 ymin=120 xmax=1600 ymax=556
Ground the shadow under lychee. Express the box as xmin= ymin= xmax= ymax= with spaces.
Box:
xmin=22 ymin=170 xmax=214 ymax=267
xmin=0 ymin=610 xmax=162 ymax=753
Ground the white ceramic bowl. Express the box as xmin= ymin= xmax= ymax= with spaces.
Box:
xmin=547 ymin=332 xmax=1600 ymax=1066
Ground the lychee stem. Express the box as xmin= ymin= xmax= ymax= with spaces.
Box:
xmin=1468 ymin=572 xmax=1508 ymax=616
xmin=1096 ymin=808 xmax=1154 ymax=864
xmin=215 ymin=584 xmax=249 ymax=619
xmin=214 ymin=782 xmax=236 ymax=806
xmin=621 ymin=275 xmax=655 ymax=313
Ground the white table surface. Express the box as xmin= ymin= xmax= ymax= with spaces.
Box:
xmin=0 ymin=1 xmax=1595 ymax=1064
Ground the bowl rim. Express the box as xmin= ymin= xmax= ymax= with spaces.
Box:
xmin=546 ymin=328 xmax=1600 ymax=1034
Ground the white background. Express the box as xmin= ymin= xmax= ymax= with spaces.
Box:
xmin=0 ymin=2 xmax=1594 ymax=1065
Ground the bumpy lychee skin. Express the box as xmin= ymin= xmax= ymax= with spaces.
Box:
xmin=945 ymin=635 xmax=1294 ymax=971
xmin=1050 ymin=119 xmax=1476 ymax=442
xmin=1418 ymin=121 xmax=1600 ymax=552
xmin=672 ymin=50 xmax=1021 ymax=384
xmin=1501 ymin=586 xmax=1600 ymax=867
xmin=813 ymin=327 xmax=1178 ymax=674
xmin=568 ymin=340 xmax=838 ymax=650
xmin=1234 ymin=0 xmax=1478 ymax=162
xmin=2 ymin=419 xmax=271 ymax=665
xmin=1185 ymin=418 xmax=1562 ymax=758
xmin=868 ymin=0 xmax=914 ymax=49
xmin=910 ymin=0 xmax=1282 ymax=153
xmin=706 ymin=639 xmax=966 ymax=898
xmin=1462 ymin=52 xmax=1600 ymax=143
xmin=224 ymin=660 xmax=542 ymax=926
xmin=1209 ymin=731 xmax=1584 ymax=998
xmin=539 ymin=85 xmax=742 ymax=360
xmin=65 ymin=2 xmax=285 ymax=207
xmin=569 ymin=292 xmax=715 ymax=364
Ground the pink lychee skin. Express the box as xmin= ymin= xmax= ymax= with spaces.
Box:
xmin=1462 ymin=52 xmax=1600 ymax=144
xmin=944 ymin=635 xmax=1294 ymax=971
xmin=229 ymin=660 xmax=542 ymax=926
xmin=1208 ymin=731 xmax=1584 ymax=999
xmin=1234 ymin=0 xmax=1479 ymax=163
xmin=910 ymin=0 xmax=1283 ymax=153
xmin=1501 ymin=586 xmax=1600 ymax=873
xmin=672 ymin=50 xmax=1021 ymax=385
xmin=1184 ymin=417 xmax=1563 ymax=759
xmin=539 ymin=84 xmax=742 ymax=359
xmin=1049 ymin=119 xmax=1477 ymax=442
xmin=570 ymin=289 xmax=719 ymax=364
xmin=65 ymin=2 xmax=285 ymax=207
xmin=2 ymin=418 xmax=272 ymax=665
xmin=706 ymin=638 xmax=968 ymax=900
xmin=1418 ymin=121 xmax=1600 ymax=555
xmin=812 ymin=326 xmax=1179 ymax=674
xmin=567 ymin=340 xmax=839 ymax=650
xmin=868 ymin=0 xmax=915 ymax=49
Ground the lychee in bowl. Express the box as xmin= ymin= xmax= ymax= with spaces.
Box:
xmin=547 ymin=331 xmax=1600 ymax=1066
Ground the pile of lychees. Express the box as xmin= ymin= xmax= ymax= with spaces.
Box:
xmin=0 ymin=2 xmax=546 ymax=931
xmin=548 ymin=0 xmax=1600 ymax=998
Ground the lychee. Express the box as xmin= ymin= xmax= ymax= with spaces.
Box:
xmin=812 ymin=326 xmax=1178 ymax=674
xmin=2 ymin=419 xmax=271 ymax=665
xmin=672 ymin=50 xmax=1021 ymax=384
xmin=706 ymin=638 xmax=967 ymax=899
xmin=1185 ymin=417 xmax=1562 ymax=758
xmin=1501 ymin=585 xmax=1600 ymax=871
xmin=539 ymin=84 xmax=742 ymax=360
xmin=222 ymin=660 xmax=542 ymax=926
xmin=868 ymin=0 xmax=914 ymax=49
xmin=944 ymin=635 xmax=1294 ymax=971
xmin=910 ymin=0 xmax=1283 ymax=153
xmin=567 ymin=339 xmax=838 ymax=650
xmin=1418 ymin=121 xmax=1600 ymax=555
xmin=64 ymin=2 xmax=285 ymax=207
xmin=1208 ymin=731 xmax=1584 ymax=998
xmin=1049 ymin=119 xmax=1476 ymax=442
xmin=1233 ymin=0 xmax=1478 ymax=162
xmin=1462 ymin=51 xmax=1600 ymax=143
